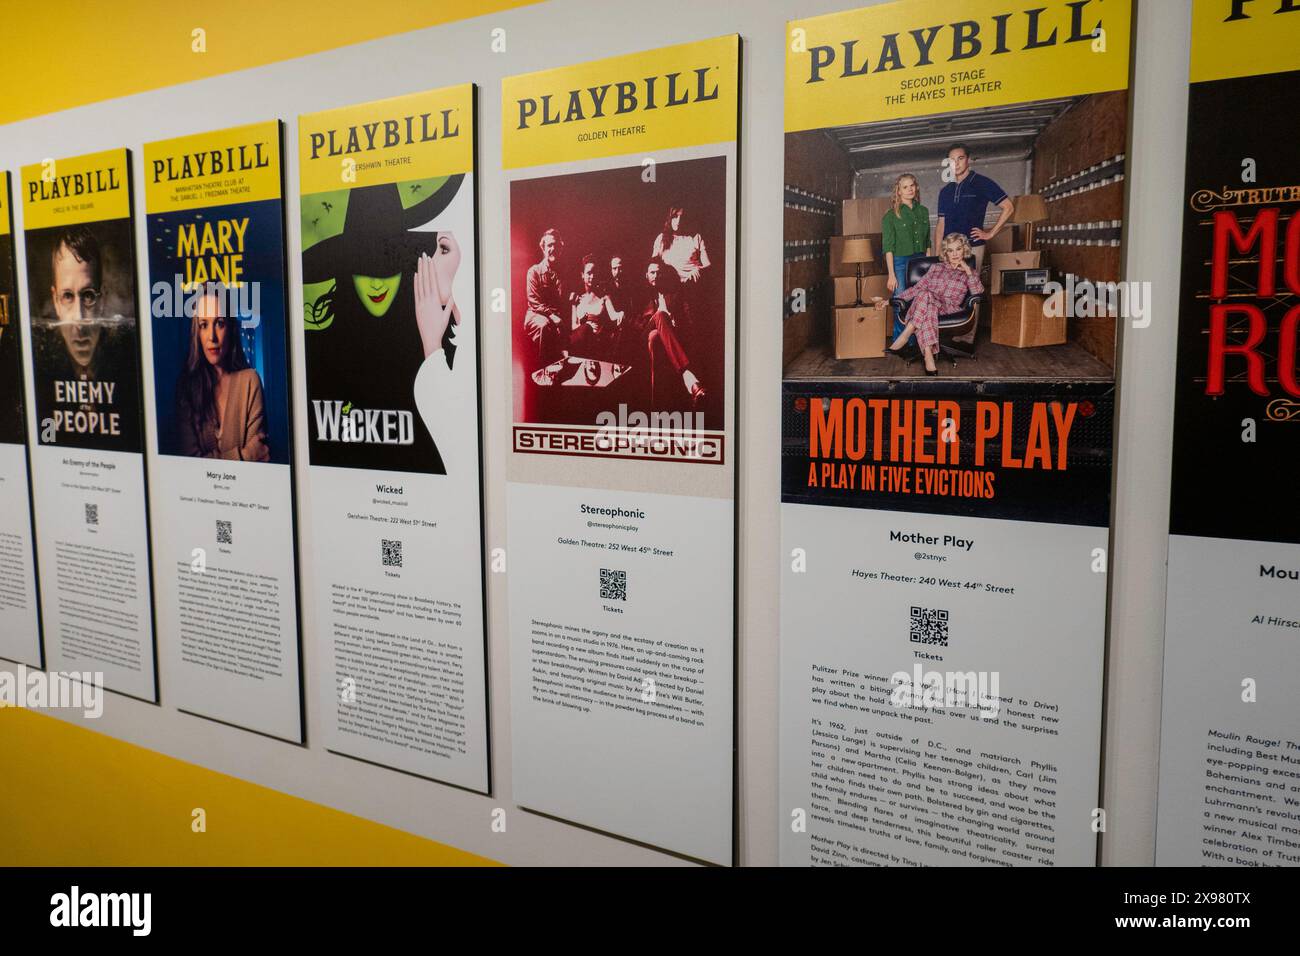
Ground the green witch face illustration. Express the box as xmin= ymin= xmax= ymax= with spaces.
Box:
xmin=303 ymin=175 xmax=464 ymax=358
xmin=353 ymin=273 xmax=402 ymax=317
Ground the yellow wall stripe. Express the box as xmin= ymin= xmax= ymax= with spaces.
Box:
xmin=0 ymin=708 xmax=498 ymax=866
xmin=0 ymin=0 xmax=542 ymax=127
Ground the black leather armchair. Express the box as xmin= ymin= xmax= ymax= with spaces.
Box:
xmin=890 ymin=255 xmax=980 ymax=366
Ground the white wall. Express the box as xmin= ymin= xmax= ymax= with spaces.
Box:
xmin=0 ymin=0 xmax=1189 ymax=866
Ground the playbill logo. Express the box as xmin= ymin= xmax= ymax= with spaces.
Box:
xmin=27 ymin=167 xmax=122 ymax=202
xmin=50 ymin=886 xmax=151 ymax=936
xmin=514 ymin=68 xmax=720 ymax=130
xmin=306 ymin=109 xmax=460 ymax=159
xmin=0 ymin=665 xmax=103 ymax=718
xmin=150 ymin=142 xmax=270 ymax=182
xmin=312 ymin=400 xmax=414 ymax=445
xmin=890 ymin=664 xmax=1001 ymax=719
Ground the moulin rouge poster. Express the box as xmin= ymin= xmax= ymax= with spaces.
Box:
xmin=1156 ymin=0 xmax=1300 ymax=870
xmin=1168 ymin=63 xmax=1300 ymax=546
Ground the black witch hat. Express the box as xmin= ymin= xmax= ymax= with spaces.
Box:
xmin=303 ymin=173 xmax=465 ymax=282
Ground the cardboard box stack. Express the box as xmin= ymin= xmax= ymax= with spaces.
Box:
xmin=834 ymin=303 xmax=889 ymax=359
xmin=828 ymin=196 xmax=933 ymax=360
xmin=842 ymin=197 xmax=895 ymax=236
xmin=991 ymin=291 xmax=1067 ymax=348
xmin=975 ymin=193 xmax=1067 ymax=348
xmin=982 ymin=225 xmax=1020 ymax=255
xmin=988 ymin=250 xmax=1042 ymax=294
xmin=832 ymin=274 xmax=890 ymax=307
xmin=830 ymin=197 xmax=892 ymax=280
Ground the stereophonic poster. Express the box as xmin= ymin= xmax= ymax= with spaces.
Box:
xmin=142 ymin=122 xmax=303 ymax=742
xmin=503 ymin=36 xmax=739 ymax=865
xmin=0 ymin=173 xmax=42 ymax=667
xmin=20 ymin=149 xmax=158 ymax=701
xmin=1157 ymin=2 xmax=1300 ymax=867
xmin=780 ymin=0 xmax=1131 ymax=866
xmin=298 ymin=85 xmax=489 ymax=790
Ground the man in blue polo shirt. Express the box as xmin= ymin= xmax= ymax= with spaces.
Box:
xmin=935 ymin=143 xmax=1015 ymax=343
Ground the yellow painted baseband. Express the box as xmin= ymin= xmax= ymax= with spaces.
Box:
xmin=0 ymin=707 xmax=498 ymax=866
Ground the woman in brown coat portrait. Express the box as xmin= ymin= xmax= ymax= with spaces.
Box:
xmin=176 ymin=291 xmax=269 ymax=462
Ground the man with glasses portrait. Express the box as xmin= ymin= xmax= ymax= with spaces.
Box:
xmin=33 ymin=224 xmax=141 ymax=451
xmin=50 ymin=226 xmax=106 ymax=377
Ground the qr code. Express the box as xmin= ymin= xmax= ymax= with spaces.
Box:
xmin=599 ymin=568 xmax=627 ymax=601
xmin=84 ymin=503 xmax=98 ymax=526
xmin=216 ymin=520 xmax=232 ymax=545
xmin=381 ymin=539 xmax=403 ymax=568
xmin=909 ymin=606 xmax=949 ymax=646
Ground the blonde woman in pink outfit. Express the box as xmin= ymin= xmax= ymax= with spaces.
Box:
xmin=888 ymin=233 xmax=983 ymax=376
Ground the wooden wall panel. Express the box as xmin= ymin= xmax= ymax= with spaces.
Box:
xmin=1048 ymin=181 xmax=1125 ymax=232
xmin=1031 ymin=91 xmax=1128 ymax=192
xmin=784 ymin=130 xmax=854 ymax=369
xmin=1030 ymin=90 xmax=1130 ymax=370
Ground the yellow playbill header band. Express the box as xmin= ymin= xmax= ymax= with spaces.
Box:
xmin=784 ymin=0 xmax=1131 ymax=132
xmin=0 ymin=174 xmax=10 ymax=237
xmin=21 ymin=149 xmax=132 ymax=231
xmin=144 ymin=121 xmax=282 ymax=213
xmin=1190 ymin=0 xmax=1300 ymax=83
xmin=501 ymin=35 xmax=740 ymax=170
xmin=299 ymin=84 xmax=473 ymax=196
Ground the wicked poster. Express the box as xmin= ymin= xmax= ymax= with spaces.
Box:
xmin=143 ymin=121 xmax=303 ymax=742
xmin=21 ymin=148 xmax=157 ymax=701
xmin=1156 ymin=1 xmax=1300 ymax=868
xmin=0 ymin=173 xmax=41 ymax=667
xmin=298 ymin=85 xmax=488 ymax=790
xmin=779 ymin=0 xmax=1132 ymax=867
xmin=503 ymin=36 xmax=739 ymax=866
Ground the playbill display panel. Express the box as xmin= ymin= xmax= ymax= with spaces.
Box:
xmin=779 ymin=0 xmax=1133 ymax=867
xmin=21 ymin=148 xmax=158 ymax=701
xmin=0 ymin=173 xmax=41 ymax=667
xmin=298 ymin=86 xmax=489 ymax=790
xmin=143 ymin=121 xmax=304 ymax=741
xmin=503 ymin=36 xmax=740 ymax=865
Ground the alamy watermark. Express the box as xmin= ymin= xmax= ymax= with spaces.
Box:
xmin=50 ymin=886 xmax=150 ymax=936
xmin=591 ymin=402 xmax=717 ymax=461
xmin=150 ymin=276 xmax=261 ymax=329
xmin=1042 ymin=273 xmax=1151 ymax=328
xmin=890 ymin=663 xmax=1001 ymax=719
xmin=0 ymin=665 xmax=103 ymax=718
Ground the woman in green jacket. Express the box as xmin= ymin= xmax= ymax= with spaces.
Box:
xmin=881 ymin=173 xmax=931 ymax=338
